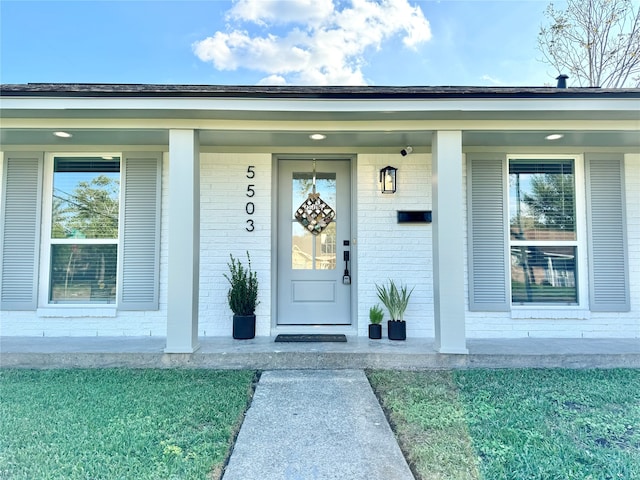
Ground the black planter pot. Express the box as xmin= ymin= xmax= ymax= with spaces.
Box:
xmin=233 ymin=314 xmax=256 ymax=340
xmin=387 ymin=320 xmax=406 ymax=341
xmin=368 ymin=323 xmax=382 ymax=339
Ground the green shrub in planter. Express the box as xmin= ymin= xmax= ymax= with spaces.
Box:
xmin=224 ymin=252 xmax=259 ymax=339
xmin=368 ymin=304 xmax=384 ymax=339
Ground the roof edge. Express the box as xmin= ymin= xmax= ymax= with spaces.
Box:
xmin=2 ymin=83 xmax=640 ymax=99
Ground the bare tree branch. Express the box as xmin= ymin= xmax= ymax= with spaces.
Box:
xmin=538 ymin=0 xmax=640 ymax=87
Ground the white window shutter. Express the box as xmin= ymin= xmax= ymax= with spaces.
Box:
xmin=585 ymin=153 xmax=630 ymax=312
xmin=118 ymin=152 xmax=162 ymax=310
xmin=1 ymin=153 xmax=43 ymax=310
xmin=467 ymin=154 xmax=510 ymax=311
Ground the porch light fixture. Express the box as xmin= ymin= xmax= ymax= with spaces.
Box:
xmin=380 ymin=165 xmax=397 ymax=194
xmin=309 ymin=133 xmax=326 ymax=140
xmin=53 ymin=131 xmax=72 ymax=138
xmin=545 ymin=133 xmax=564 ymax=141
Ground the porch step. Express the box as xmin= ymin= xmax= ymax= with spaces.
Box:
xmin=1 ymin=337 xmax=639 ymax=370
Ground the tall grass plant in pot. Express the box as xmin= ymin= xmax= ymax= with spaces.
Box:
xmin=375 ymin=280 xmax=414 ymax=340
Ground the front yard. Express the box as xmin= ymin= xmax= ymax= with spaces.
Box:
xmin=368 ymin=369 xmax=640 ymax=480
xmin=0 ymin=369 xmax=256 ymax=480
xmin=1 ymin=368 xmax=638 ymax=479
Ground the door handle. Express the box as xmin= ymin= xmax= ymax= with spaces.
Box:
xmin=343 ymin=244 xmax=351 ymax=285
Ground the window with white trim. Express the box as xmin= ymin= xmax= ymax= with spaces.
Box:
xmin=46 ymin=156 xmax=120 ymax=304
xmin=508 ymin=158 xmax=579 ymax=305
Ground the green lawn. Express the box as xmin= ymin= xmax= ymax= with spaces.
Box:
xmin=0 ymin=369 xmax=257 ymax=480
xmin=3 ymin=368 xmax=638 ymax=480
xmin=368 ymin=369 xmax=640 ymax=480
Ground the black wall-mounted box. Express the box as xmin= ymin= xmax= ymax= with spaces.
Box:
xmin=397 ymin=210 xmax=432 ymax=223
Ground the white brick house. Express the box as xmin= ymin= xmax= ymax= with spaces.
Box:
xmin=1 ymin=84 xmax=638 ymax=353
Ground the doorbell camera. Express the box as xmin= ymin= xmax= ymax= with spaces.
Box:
xmin=400 ymin=146 xmax=413 ymax=156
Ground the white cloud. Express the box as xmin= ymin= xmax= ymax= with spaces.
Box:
xmin=228 ymin=0 xmax=335 ymax=28
xmin=257 ymin=74 xmax=288 ymax=85
xmin=193 ymin=0 xmax=432 ymax=85
xmin=481 ymin=74 xmax=505 ymax=86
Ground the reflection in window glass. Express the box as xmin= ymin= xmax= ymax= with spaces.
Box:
xmin=49 ymin=157 xmax=120 ymax=304
xmin=510 ymin=246 xmax=577 ymax=304
xmin=509 ymin=160 xmax=575 ymax=241
xmin=509 ymin=159 xmax=578 ymax=304
xmin=52 ymin=158 xmax=120 ymax=239
xmin=49 ymin=244 xmax=118 ymax=304
xmin=291 ymin=172 xmax=337 ymax=270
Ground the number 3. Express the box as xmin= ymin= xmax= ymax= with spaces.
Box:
xmin=246 ymin=219 xmax=255 ymax=232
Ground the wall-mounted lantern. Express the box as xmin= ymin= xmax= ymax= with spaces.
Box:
xmin=379 ymin=165 xmax=397 ymax=194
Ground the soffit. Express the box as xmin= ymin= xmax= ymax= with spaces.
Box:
xmin=1 ymin=128 xmax=639 ymax=149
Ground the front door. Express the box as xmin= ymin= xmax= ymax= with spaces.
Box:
xmin=277 ymin=159 xmax=352 ymax=325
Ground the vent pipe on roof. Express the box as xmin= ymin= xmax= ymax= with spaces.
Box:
xmin=556 ymin=74 xmax=569 ymax=88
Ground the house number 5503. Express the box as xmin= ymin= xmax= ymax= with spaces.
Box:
xmin=246 ymin=165 xmax=256 ymax=232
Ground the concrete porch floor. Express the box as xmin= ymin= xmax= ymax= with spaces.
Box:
xmin=1 ymin=336 xmax=638 ymax=369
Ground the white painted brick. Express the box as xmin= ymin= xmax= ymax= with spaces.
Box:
xmin=2 ymin=150 xmax=638 ymax=339
xmin=356 ymin=153 xmax=435 ymax=337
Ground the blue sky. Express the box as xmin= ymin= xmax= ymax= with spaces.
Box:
xmin=1 ymin=0 xmax=564 ymax=86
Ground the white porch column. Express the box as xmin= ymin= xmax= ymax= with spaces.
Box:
xmin=432 ymin=131 xmax=468 ymax=354
xmin=165 ymin=129 xmax=201 ymax=353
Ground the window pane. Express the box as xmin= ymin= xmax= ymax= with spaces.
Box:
xmin=291 ymin=222 xmax=337 ymax=270
xmin=291 ymin=171 xmax=337 ymax=270
xmin=49 ymin=244 xmax=117 ymax=304
xmin=292 ymin=223 xmax=314 ymax=270
xmin=509 ymin=160 xmax=575 ymax=241
xmin=52 ymin=157 xmax=120 ymax=239
xmin=316 ymin=222 xmax=336 ymax=270
xmin=291 ymin=173 xmax=337 ymax=217
xmin=511 ymin=245 xmax=577 ymax=303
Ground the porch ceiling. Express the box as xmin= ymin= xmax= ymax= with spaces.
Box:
xmin=1 ymin=128 xmax=639 ymax=149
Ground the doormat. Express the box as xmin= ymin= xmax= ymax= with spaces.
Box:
xmin=275 ymin=334 xmax=347 ymax=343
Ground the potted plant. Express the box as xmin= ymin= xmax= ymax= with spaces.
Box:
xmin=224 ymin=252 xmax=259 ymax=339
xmin=375 ymin=279 xmax=414 ymax=340
xmin=368 ymin=305 xmax=384 ymax=339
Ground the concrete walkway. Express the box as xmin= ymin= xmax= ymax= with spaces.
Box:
xmin=222 ymin=370 xmax=414 ymax=480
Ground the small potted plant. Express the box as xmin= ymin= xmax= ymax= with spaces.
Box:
xmin=224 ymin=252 xmax=259 ymax=339
xmin=368 ymin=305 xmax=384 ymax=339
xmin=375 ymin=279 xmax=414 ymax=340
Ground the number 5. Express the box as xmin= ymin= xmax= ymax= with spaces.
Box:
xmin=246 ymin=166 xmax=255 ymax=179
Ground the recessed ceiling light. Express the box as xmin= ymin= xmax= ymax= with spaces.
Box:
xmin=53 ymin=131 xmax=72 ymax=138
xmin=545 ymin=133 xmax=564 ymax=141
xmin=309 ymin=133 xmax=326 ymax=141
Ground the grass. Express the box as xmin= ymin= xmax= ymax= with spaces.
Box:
xmin=3 ymin=368 xmax=638 ymax=479
xmin=0 ymin=369 xmax=257 ymax=480
xmin=368 ymin=370 xmax=481 ymax=480
xmin=368 ymin=369 xmax=640 ymax=480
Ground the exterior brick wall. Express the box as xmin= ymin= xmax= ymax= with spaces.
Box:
xmin=1 ymin=150 xmax=637 ymax=339
xmin=356 ymin=153 xmax=434 ymax=338
xmin=199 ymin=153 xmax=272 ymax=337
